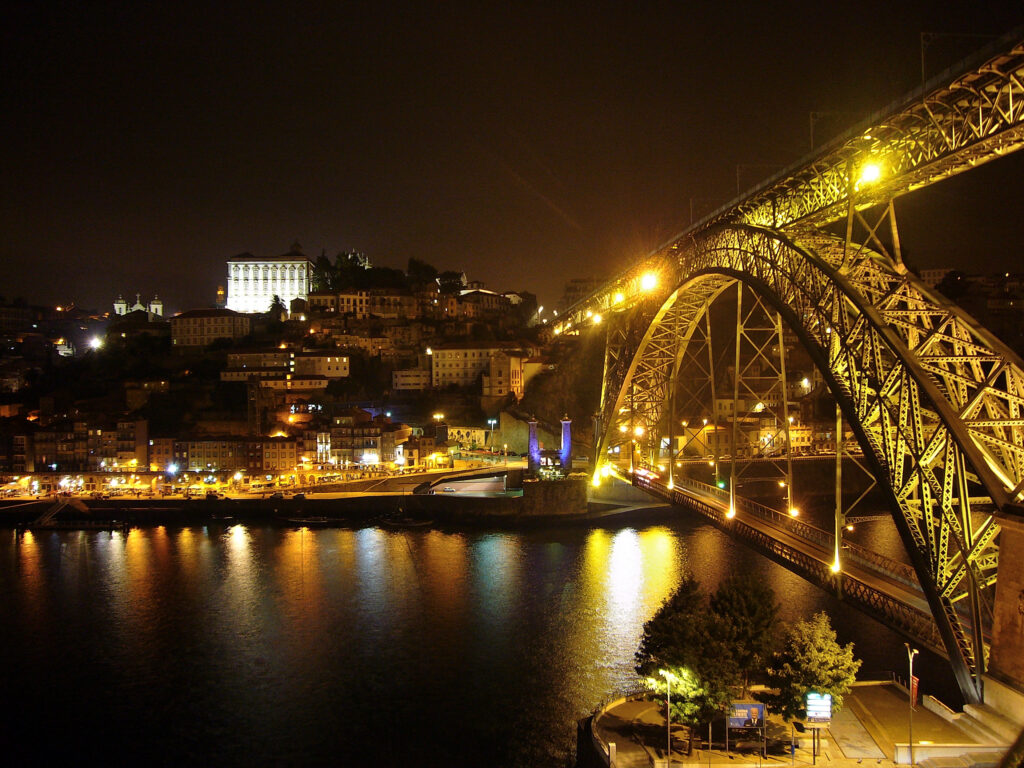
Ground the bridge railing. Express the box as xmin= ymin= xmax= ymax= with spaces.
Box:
xmin=639 ymin=472 xmax=920 ymax=588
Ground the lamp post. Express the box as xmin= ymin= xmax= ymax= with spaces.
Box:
xmin=659 ymin=669 xmax=677 ymax=766
xmin=487 ymin=418 xmax=497 ymax=451
xmin=905 ymin=643 xmax=919 ymax=766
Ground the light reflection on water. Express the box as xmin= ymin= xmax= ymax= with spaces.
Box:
xmin=0 ymin=518 xmax=953 ymax=766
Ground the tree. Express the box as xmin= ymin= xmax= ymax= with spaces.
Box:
xmin=268 ymin=294 xmax=287 ymax=320
xmin=758 ymin=612 xmax=861 ymax=721
xmin=635 ymin=578 xmax=735 ymax=723
xmin=407 ymin=257 xmax=438 ymax=287
xmin=312 ymin=251 xmax=335 ymax=291
xmin=708 ymin=573 xmax=780 ymax=693
xmin=642 ymin=666 xmax=713 ymax=728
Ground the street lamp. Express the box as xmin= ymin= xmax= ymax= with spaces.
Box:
xmin=659 ymin=669 xmax=678 ymax=766
xmin=487 ymin=418 xmax=497 ymax=450
xmin=905 ymin=643 xmax=919 ymax=766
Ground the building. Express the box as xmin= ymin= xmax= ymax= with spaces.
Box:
xmin=116 ymin=419 xmax=149 ymax=468
xmin=392 ymin=368 xmax=432 ymax=391
xmin=482 ymin=351 xmax=525 ymax=399
xmin=113 ymin=294 xmax=163 ymax=318
xmin=225 ymin=245 xmax=314 ymax=315
xmin=431 ymin=342 xmax=515 ymax=388
xmin=175 ymin=438 xmax=249 ymax=472
xmin=307 ymin=290 xmax=371 ymax=318
xmin=291 ymin=351 xmax=350 ymax=378
xmin=262 ymin=437 xmax=298 ymax=472
xmin=148 ymin=437 xmax=176 ymax=472
xmin=170 ymin=308 xmax=251 ymax=348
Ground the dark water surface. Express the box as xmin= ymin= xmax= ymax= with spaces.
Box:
xmin=0 ymin=516 xmax=956 ymax=766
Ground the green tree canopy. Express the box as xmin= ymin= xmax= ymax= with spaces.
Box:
xmin=642 ymin=666 xmax=716 ymax=727
xmin=758 ymin=612 xmax=861 ymax=721
xmin=635 ymin=578 xmax=736 ymax=723
xmin=708 ymin=573 xmax=780 ymax=693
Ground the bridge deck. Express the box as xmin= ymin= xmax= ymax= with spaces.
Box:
xmin=629 ymin=471 xmax=948 ymax=654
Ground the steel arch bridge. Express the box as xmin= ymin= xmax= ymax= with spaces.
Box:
xmin=557 ymin=31 xmax=1024 ymax=704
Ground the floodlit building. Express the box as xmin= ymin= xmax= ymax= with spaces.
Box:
xmin=226 ymin=245 xmax=314 ymax=315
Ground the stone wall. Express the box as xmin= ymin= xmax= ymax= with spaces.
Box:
xmin=988 ymin=509 xmax=1024 ymax=708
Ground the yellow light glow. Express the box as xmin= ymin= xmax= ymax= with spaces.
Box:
xmin=666 ymin=479 xmax=674 ymax=490
xmin=592 ymin=471 xmax=602 ymax=487
xmin=586 ymin=309 xmax=593 ymax=318
xmin=613 ymin=292 xmax=624 ymax=304
xmin=640 ymin=272 xmax=657 ymax=291
xmin=789 ymin=508 xmax=799 ymax=517
xmin=633 ymin=426 xmax=644 ymax=437
xmin=858 ymin=161 xmax=882 ymax=186
xmin=592 ymin=314 xmax=602 ymax=324
xmin=618 ymin=425 xmax=627 ymax=433
xmin=831 ymin=559 xmax=841 ymax=573
xmin=726 ymin=507 xmax=736 ymax=518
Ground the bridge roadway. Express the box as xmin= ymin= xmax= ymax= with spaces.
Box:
xmin=628 ymin=470 xmax=953 ymax=656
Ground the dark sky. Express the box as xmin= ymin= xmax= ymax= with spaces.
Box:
xmin=2 ymin=1 xmax=1022 ymax=315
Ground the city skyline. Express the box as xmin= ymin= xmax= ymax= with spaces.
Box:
xmin=2 ymin=2 xmax=1023 ymax=314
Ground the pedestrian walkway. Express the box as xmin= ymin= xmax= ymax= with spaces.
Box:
xmin=589 ymin=682 xmax=1009 ymax=768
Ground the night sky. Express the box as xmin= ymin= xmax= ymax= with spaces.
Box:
xmin=2 ymin=2 xmax=1022 ymax=315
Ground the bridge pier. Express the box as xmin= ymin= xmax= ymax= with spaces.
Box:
xmin=987 ymin=508 xmax=1024 ymax=727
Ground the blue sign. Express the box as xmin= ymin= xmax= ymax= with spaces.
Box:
xmin=805 ymin=692 xmax=833 ymax=722
xmin=728 ymin=702 xmax=765 ymax=729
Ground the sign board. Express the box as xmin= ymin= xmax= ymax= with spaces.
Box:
xmin=805 ymin=692 xmax=833 ymax=723
xmin=910 ymin=675 xmax=919 ymax=708
xmin=728 ymin=701 xmax=765 ymax=729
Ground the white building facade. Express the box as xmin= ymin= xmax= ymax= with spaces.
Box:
xmin=226 ymin=253 xmax=314 ymax=315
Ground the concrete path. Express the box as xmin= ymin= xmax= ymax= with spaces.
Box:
xmin=591 ymin=683 xmax=997 ymax=768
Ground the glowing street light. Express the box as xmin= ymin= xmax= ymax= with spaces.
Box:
xmin=640 ymin=272 xmax=658 ymax=292
xmin=906 ymin=643 xmax=919 ymax=767
xmin=858 ymin=161 xmax=882 ymax=186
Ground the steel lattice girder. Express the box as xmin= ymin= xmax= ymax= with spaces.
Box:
xmin=594 ymin=224 xmax=1024 ymax=703
xmin=557 ymin=33 xmax=1024 ymax=333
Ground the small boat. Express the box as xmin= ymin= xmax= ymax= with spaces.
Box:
xmin=378 ymin=512 xmax=433 ymax=528
xmin=281 ymin=516 xmax=332 ymax=527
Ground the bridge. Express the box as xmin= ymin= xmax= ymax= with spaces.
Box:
xmin=564 ymin=29 xmax=1024 ymax=707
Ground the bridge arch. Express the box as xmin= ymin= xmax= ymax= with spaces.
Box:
xmin=595 ymin=223 xmax=1024 ymax=702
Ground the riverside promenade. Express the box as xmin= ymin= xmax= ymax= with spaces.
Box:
xmin=587 ymin=682 xmax=1013 ymax=768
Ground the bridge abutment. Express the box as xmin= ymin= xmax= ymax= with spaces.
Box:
xmin=987 ymin=509 xmax=1024 ymax=726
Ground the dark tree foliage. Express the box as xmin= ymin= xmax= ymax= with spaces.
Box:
xmin=708 ymin=573 xmax=780 ymax=693
xmin=437 ymin=270 xmax=466 ymax=295
xmin=407 ymin=258 xmax=438 ymax=287
xmin=635 ymin=578 xmax=736 ymax=724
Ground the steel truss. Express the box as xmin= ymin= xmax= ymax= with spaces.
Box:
xmin=594 ymin=223 xmax=1024 ymax=703
xmin=557 ymin=33 xmax=1024 ymax=335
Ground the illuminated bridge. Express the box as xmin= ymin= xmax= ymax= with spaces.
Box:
xmin=561 ymin=30 xmax=1024 ymax=705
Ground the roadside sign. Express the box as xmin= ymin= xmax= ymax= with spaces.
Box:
xmin=728 ymin=701 xmax=764 ymax=728
xmin=805 ymin=692 xmax=832 ymax=723
xmin=911 ymin=675 xmax=919 ymax=708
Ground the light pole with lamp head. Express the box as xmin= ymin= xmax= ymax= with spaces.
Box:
xmin=905 ymin=643 xmax=919 ymax=766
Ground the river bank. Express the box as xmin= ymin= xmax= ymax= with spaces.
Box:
xmin=0 ymin=479 xmax=674 ymax=529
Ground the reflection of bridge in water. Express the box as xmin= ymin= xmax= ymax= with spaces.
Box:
xmin=563 ymin=30 xmax=1024 ymax=706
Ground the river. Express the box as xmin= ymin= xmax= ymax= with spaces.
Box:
xmin=0 ymin=513 xmax=957 ymax=767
